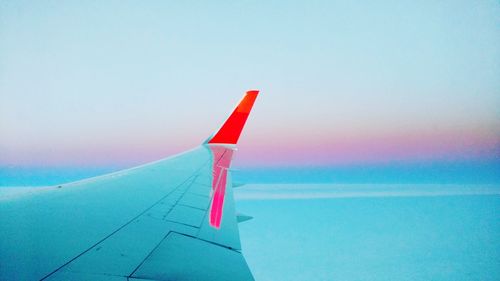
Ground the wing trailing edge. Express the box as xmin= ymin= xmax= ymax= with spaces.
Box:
xmin=207 ymin=90 xmax=259 ymax=145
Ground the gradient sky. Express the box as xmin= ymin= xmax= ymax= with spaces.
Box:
xmin=1 ymin=1 xmax=499 ymax=171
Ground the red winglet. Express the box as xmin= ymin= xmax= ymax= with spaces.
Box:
xmin=208 ymin=90 xmax=259 ymax=145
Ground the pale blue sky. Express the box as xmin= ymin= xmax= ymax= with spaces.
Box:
xmin=0 ymin=0 xmax=499 ymax=168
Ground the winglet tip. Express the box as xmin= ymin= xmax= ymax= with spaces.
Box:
xmin=207 ymin=90 xmax=259 ymax=145
xmin=246 ymin=89 xmax=259 ymax=95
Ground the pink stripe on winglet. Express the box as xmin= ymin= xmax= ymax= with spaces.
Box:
xmin=208 ymin=146 xmax=233 ymax=229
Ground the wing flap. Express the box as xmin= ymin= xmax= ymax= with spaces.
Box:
xmin=131 ymin=232 xmax=253 ymax=281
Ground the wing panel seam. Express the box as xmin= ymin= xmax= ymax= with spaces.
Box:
xmin=39 ymin=158 xmax=211 ymax=281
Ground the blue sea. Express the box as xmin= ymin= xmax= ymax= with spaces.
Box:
xmin=236 ymin=184 xmax=500 ymax=281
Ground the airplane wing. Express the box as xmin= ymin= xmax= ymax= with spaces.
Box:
xmin=0 ymin=90 xmax=259 ymax=281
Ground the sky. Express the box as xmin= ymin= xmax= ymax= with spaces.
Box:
xmin=0 ymin=1 xmax=499 ymax=182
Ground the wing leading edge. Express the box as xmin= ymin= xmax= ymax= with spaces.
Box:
xmin=0 ymin=90 xmax=259 ymax=281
